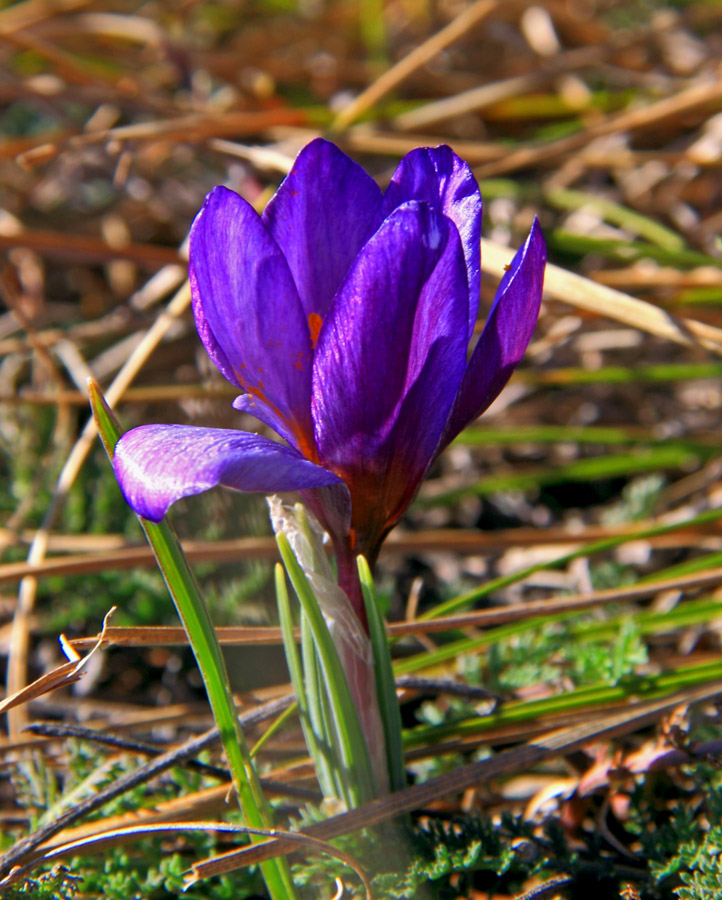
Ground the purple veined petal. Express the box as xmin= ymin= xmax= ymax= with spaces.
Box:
xmin=263 ymin=138 xmax=384 ymax=323
xmin=440 ymin=217 xmax=546 ymax=448
xmin=190 ymin=186 xmax=315 ymax=455
xmin=312 ymin=201 xmax=468 ymax=550
xmin=114 ymin=424 xmax=342 ymax=523
xmin=232 ymin=393 xmax=299 ymax=449
xmin=382 ymin=145 xmax=481 ymax=339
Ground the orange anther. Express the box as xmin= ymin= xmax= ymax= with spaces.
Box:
xmin=308 ymin=312 xmax=323 ymax=349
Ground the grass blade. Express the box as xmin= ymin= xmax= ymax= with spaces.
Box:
xmin=426 ymin=506 xmax=722 ymax=619
xmin=357 ymin=555 xmax=405 ymax=793
xmin=276 ymin=531 xmax=376 ymax=807
xmin=88 ymin=379 xmax=297 ymax=900
xmin=274 ymin=564 xmax=330 ymax=782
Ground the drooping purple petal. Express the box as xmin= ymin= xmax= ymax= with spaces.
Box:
xmin=382 ymin=145 xmax=481 ymax=338
xmin=114 ymin=425 xmax=342 ymax=523
xmin=190 ymin=186 xmax=315 ymax=454
xmin=440 ymin=217 xmax=546 ymax=448
xmin=311 ymin=201 xmax=468 ymax=547
xmin=263 ymin=138 xmax=383 ymax=322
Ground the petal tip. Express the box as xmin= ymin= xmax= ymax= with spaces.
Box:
xmin=528 ymin=216 xmax=547 ymax=255
xmin=113 ymin=434 xmax=168 ymax=523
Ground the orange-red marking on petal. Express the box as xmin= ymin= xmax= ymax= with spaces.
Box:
xmin=308 ymin=312 xmax=323 ymax=349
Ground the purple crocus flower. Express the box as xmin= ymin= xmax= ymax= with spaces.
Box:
xmin=114 ymin=139 xmax=546 ymax=623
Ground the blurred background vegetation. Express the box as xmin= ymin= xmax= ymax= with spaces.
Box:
xmin=2 ymin=0 xmax=722 ymax=897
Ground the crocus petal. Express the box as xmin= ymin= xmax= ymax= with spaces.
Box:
xmin=441 ymin=217 xmax=546 ymax=447
xmin=114 ymin=425 xmax=341 ymax=523
xmin=382 ymin=145 xmax=481 ymax=338
xmin=190 ymin=186 xmax=315 ymax=454
xmin=263 ymin=138 xmax=383 ymax=322
xmin=312 ymin=201 xmax=468 ymax=547
xmin=232 ymin=393 xmax=299 ymax=448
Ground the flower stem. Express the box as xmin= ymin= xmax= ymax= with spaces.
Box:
xmin=335 ymin=540 xmax=369 ymax=632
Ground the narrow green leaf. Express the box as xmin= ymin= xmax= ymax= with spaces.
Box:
xmin=394 ymin=609 xmax=581 ymax=676
xmin=422 ymin=446 xmax=703 ymax=507
xmin=299 ymin=587 xmax=359 ymax=804
xmin=571 ymin=596 xmax=722 ymax=641
xmin=250 ymin=698 xmax=297 ymax=758
xmin=88 ymin=379 xmax=297 ymax=900
xmin=426 ymin=507 xmax=722 ymax=620
xmin=520 ymin=362 xmax=722 ymax=386
xmin=675 ymin=287 xmax=722 ymax=305
xmin=315 ymin=645 xmax=353 ymax=802
xmin=357 ymin=556 xmax=405 ymax=793
xmin=637 ymin=551 xmax=722 ymax=583
xmin=300 ymin=608 xmax=339 ymax=798
xmin=276 ymin=531 xmax=376 ymax=806
xmin=404 ymin=656 xmax=722 ymax=747
xmin=456 ymin=421 xmax=721 ymax=448
xmin=399 ymin=591 xmax=722 ymax=680
xmin=550 ymin=230 xmax=722 ymax=269
xmin=275 ymin=564 xmax=335 ymax=796
xmin=545 ymin=186 xmax=685 ymax=251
